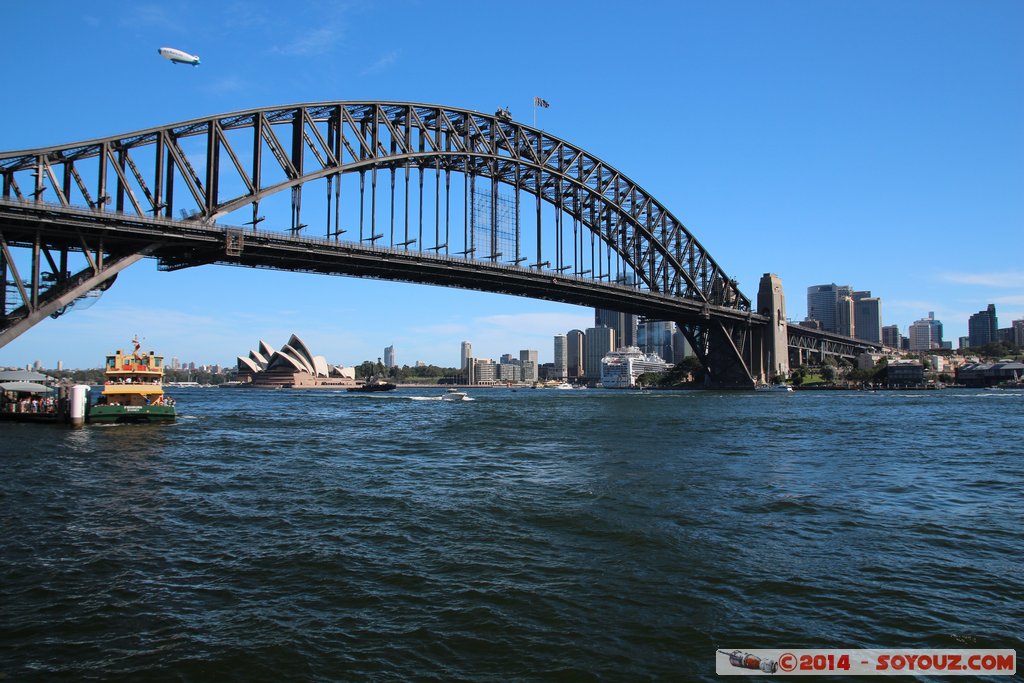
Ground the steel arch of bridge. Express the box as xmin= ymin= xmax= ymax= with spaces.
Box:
xmin=0 ymin=101 xmax=758 ymax=385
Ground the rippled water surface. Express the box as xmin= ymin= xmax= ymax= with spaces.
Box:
xmin=2 ymin=387 xmax=1022 ymax=680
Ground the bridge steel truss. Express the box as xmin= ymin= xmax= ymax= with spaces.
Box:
xmin=1 ymin=101 xmax=760 ymax=385
xmin=787 ymin=326 xmax=880 ymax=364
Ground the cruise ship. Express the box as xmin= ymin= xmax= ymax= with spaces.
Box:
xmin=599 ymin=347 xmax=672 ymax=389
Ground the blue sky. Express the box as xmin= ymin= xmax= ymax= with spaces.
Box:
xmin=1 ymin=0 xmax=1021 ymax=369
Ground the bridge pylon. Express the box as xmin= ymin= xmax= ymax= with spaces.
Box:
xmin=752 ymin=272 xmax=790 ymax=384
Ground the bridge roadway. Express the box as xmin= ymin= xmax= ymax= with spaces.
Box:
xmin=0 ymin=198 xmax=764 ymax=328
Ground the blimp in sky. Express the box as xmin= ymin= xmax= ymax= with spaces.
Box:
xmin=158 ymin=47 xmax=200 ymax=66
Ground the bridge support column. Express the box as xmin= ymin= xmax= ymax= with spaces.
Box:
xmin=756 ymin=273 xmax=790 ymax=383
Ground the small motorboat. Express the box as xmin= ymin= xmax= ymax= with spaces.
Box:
xmin=754 ymin=383 xmax=794 ymax=392
xmin=441 ymin=388 xmax=469 ymax=401
xmin=347 ymin=378 xmax=397 ymax=393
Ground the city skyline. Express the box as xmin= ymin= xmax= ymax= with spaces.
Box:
xmin=1 ymin=1 xmax=1021 ymax=369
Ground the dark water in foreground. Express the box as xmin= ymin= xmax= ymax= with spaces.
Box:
xmin=2 ymin=387 xmax=1022 ymax=681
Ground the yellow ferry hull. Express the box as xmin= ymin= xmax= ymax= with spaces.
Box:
xmin=88 ymin=404 xmax=176 ymax=424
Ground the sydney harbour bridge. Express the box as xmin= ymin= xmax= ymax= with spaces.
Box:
xmin=0 ymin=101 xmax=876 ymax=387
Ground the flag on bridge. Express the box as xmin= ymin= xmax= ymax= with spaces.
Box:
xmin=533 ymin=96 xmax=550 ymax=108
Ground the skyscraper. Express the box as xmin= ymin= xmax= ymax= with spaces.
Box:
xmin=881 ymin=324 xmax=901 ymax=349
xmin=519 ymin=349 xmax=538 ymax=382
xmin=584 ymin=327 xmax=615 ymax=381
xmin=968 ymin=304 xmax=998 ymax=348
xmin=553 ymin=334 xmax=568 ymax=380
xmin=835 ymin=294 xmax=855 ymax=337
xmin=638 ymin=320 xmax=675 ymax=363
xmin=927 ymin=312 xmax=944 ymax=348
xmin=807 ymin=284 xmax=851 ymax=333
xmin=595 ymin=308 xmax=636 ymax=349
xmin=384 ymin=345 xmax=396 ymax=368
xmin=460 ymin=341 xmax=472 ymax=371
xmin=853 ymin=295 xmax=882 ymax=344
xmin=566 ymin=329 xmax=585 ymax=379
xmin=672 ymin=328 xmax=692 ymax=362
xmin=908 ymin=312 xmax=942 ymax=351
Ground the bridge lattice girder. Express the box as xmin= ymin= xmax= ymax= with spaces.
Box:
xmin=0 ymin=102 xmax=750 ymax=312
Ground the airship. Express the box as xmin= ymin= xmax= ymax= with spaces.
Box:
xmin=158 ymin=47 xmax=200 ymax=66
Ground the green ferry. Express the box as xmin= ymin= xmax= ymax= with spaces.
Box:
xmin=89 ymin=338 xmax=176 ymax=424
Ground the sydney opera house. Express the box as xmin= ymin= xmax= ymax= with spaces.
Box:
xmin=236 ymin=334 xmax=356 ymax=388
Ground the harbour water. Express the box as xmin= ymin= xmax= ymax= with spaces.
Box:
xmin=2 ymin=387 xmax=1022 ymax=680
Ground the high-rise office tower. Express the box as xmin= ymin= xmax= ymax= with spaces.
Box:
xmin=968 ymin=304 xmax=998 ymax=348
xmin=584 ymin=326 xmax=615 ymax=380
xmin=595 ymin=308 xmax=636 ymax=349
xmin=807 ymin=284 xmax=841 ymax=333
xmin=553 ymin=334 xmax=568 ymax=380
xmin=853 ymin=295 xmax=882 ymax=344
xmin=567 ymin=329 xmax=585 ymax=379
xmin=638 ymin=320 xmax=675 ymax=363
xmin=519 ymin=349 xmax=538 ymax=382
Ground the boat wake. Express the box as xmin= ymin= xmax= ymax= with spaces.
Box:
xmin=408 ymin=395 xmax=475 ymax=402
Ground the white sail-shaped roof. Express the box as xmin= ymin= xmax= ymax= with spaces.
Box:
xmin=258 ymin=340 xmax=276 ymax=359
xmin=267 ymin=350 xmax=306 ymax=372
xmin=237 ymin=356 xmax=261 ymax=373
xmin=286 ymin=335 xmax=316 ymax=371
xmin=312 ymin=355 xmax=330 ymax=377
xmin=280 ymin=344 xmax=314 ymax=374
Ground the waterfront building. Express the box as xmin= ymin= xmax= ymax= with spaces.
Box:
xmin=235 ymin=334 xmax=355 ymax=388
xmin=584 ymin=326 xmax=616 ymax=381
xmin=473 ymin=359 xmax=497 ymax=385
xmin=599 ymin=347 xmax=672 ymax=388
xmin=553 ymin=334 xmax=568 ymax=380
xmin=566 ymin=329 xmax=585 ymax=379
xmin=853 ymin=295 xmax=882 ymax=344
xmin=856 ymin=352 xmax=884 ymax=370
xmin=956 ymin=360 xmax=1024 ymax=387
xmin=638 ymin=321 xmax=675 ymax=364
xmin=882 ymin=324 xmax=901 ymax=349
xmin=968 ymin=304 xmax=998 ymax=348
xmin=595 ymin=308 xmax=636 ymax=348
xmin=887 ymin=360 xmax=925 ymax=386
xmin=498 ymin=363 xmax=520 ymax=383
xmin=521 ymin=361 xmax=537 ymax=383
xmin=460 ymin=341 xmax=472 ymax=372
xmin=384 ymin=345 xmax=396 ymax=368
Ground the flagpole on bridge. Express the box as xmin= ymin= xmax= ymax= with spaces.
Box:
xmin=533 ymin=96 xmax=550 ymax=129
